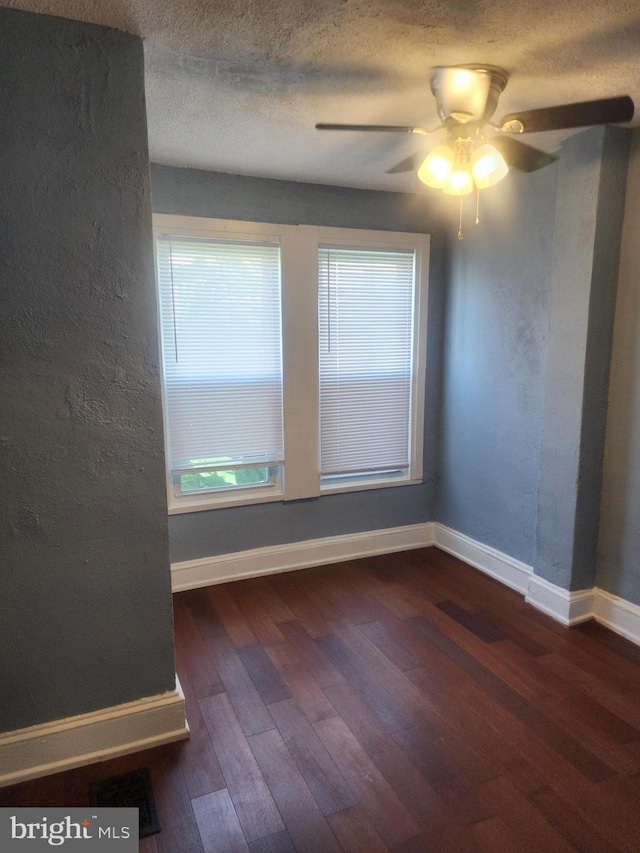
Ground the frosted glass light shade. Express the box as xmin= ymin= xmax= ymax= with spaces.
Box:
xmin=443 ymin=167 xmax=474 ymax=195
xmin=417 ymin=145 xmax=455 ymax=188
xmin=472 ymin=144 xmax=509 ymax=188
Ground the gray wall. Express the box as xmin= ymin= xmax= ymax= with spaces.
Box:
xmin=436 ymin=165 xmax=558 ymax=566
xmin=597 ymin=128 xmax=640 ymax=605
xmin=535 ymin=128 xmax=629 ymax=590
xmin=0 ymin=9 xmax=176 ymax=732
xmin=150 ymin=165 xmax=445 ymax=562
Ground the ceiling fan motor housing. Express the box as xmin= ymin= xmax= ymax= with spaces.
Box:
xmin=430 ymin=65 xmax=509 ymax=125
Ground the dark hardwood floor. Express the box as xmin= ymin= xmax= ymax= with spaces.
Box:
xmin=3 ymin=546 xmax=640 ymax=851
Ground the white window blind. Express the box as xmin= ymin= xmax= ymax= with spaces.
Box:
xmin=156 ymin=235 xmax=284 ymax=477
xmin=318 ymin=246 xmax=416 ymax=478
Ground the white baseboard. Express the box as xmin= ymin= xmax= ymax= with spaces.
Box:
xmin=0 ymin=678 xmax=189 ymax=788
xmin=593 ymin=587 xmax=640 ymax=646
xmin=432 ymin=524 xmax=533 ymax=594
xmin=171 ymin=522 xmax=436 ymax=591
xmin=170 ymin=520 xmax=640 ymax=648
xmin=525 ymin=575 xmax=594 ymax=626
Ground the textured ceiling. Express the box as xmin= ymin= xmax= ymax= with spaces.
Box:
xmin=5 ymin=0 xmax=640 ymax=191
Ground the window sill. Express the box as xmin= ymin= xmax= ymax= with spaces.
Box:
xmin=167 ymin=474 xmax=425 ymax=515
xmin=319 ymin=475 xmax=422 ymax=497
xmin=168 ymin=487 xmax=284 ymax=515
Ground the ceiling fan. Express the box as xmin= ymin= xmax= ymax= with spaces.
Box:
xmin=316 ymin=65 xmax=634 ymax=233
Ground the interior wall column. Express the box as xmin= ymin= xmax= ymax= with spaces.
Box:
xmin=534 ymin=126 xmax=630 ymax=592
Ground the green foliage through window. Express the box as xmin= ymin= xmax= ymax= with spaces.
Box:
xmin=179 ymin=467 xmax=269 ymax=493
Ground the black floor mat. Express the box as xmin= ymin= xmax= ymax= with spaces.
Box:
xmin=90 ymin=767 xmax=161 ymax=838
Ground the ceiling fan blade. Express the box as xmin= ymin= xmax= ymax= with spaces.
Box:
xmin=385 ymin=153 xmax=422 ymax=174
xmin=316 ymin=123 xmax=431 ymax=135
xmin=491 ymin=136 xmax=557 ymax=172
xmin=499 ymin=95 xmax=634 ymax=133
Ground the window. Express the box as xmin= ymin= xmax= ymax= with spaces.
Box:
xmin=154 ymin=216 xmax=429 ymax=513
xmin=318 ymin=246 xmax=416 ymax=487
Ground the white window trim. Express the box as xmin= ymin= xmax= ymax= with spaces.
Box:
xmin=302 ymin=225 xmax=429 ymax=496
xmin=153 ymin=214 xmax=429 ymax=515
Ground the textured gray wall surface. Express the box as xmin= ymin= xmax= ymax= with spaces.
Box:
xmin=0 ymin=9 xmax=176 ymax=732
xmin=597 ymin=129 xmax=640 ymax=605
xmin=436 ymin=166 xmax=558 ymax=566
xmin=151 ymin=164 xmax=444 ymax=232
xmin=170 ymin=486 xmax=430 ymax=562
xmin=535 ymin=128 xmax=629 ymax=590
xmin=151 ymin=165 xmax=444 ymax=562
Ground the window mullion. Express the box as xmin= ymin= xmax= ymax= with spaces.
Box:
xmin=280 ymin=228 xmax=320 ymax=500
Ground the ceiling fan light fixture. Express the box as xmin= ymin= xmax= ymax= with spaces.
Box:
xmin=443 ymin=166 xmax=474 ymax=195
xmin=471 ymin=143 xmax=509 ymax=188
xmin=417 ymin=144 xmax=455 ymax=188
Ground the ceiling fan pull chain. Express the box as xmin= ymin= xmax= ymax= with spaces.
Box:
xmin=475 ymin=186 xmax=480 ymax=225
xmin=458 ymin=195 xmax=464 ymax=240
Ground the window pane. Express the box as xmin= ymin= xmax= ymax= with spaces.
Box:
xmin=179 ymin=467 xmax=270 ymax=494
xmin=318 ymin=246 xmax=415 ymax=478
xmin=157 ymin=236 xmax=284 ymax=481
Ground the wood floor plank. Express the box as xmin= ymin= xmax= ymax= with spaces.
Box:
xmin=536 ymin=693 xmax=640 ymax=774
xmin=392 ymin=724 xmax=495 ymax=826
xmin=435 ymin=600 xmax=505 ymax=644
xmin=432 ymin=552 xmax=640 ymax=699
xmin=330 ymin=618 xmax=507 ymax=788
xmin=326 ymin=804 xmax=388 ymax=853
xmin=409 ymin=615 xmax=618 ymax=783
xmin=528 ymin=786 xmax=621 ymax=853
xmin=237 ymin=644 xmax=292 ymax=705
xmin=390 ymin=836 xmax=433 ymax=853
xmin=314 ymin=715 xmax=420 ymax=847
xmin=598 ymin=773 xmax=640 ymax=841
xmin=362 ymin=573 xmax=424 ymax=619
xmin=237 ymin=593 xmax=287 ymax=645
xmin=358 ymin=619 xmax=422 ymax=671
xmin=269 ymin=575 xmax=338 ymax=637
xmin=413 ymin=820 xmax=479 ymax=853
xmin=302 ymin=564 xmax=379 ymax=624
xmin=6 ymin=550 xmax=640 ymax=853
xmin=248 ymin=830 xmax=297 ymax=853
xmin=178 ymin=589 xmax=226 ymax=642
xmin=148 ymin=749 xmax=205 ymax=853
xmin=471 ymin=816 xmax=529 ymax=853
xmin=255 ymin=581 xmax=297 ymax=624
xmin=265 ymin=640 xmax=338 ymax=723
xmin=575 ymin=619 xmax=640 ymax=666
xmin=173 ymin=598 xmax=225 ymax=699
xmin=268 ymin=698 xmax=358 ymax=816
xmin=206 ymin=586 xmax=259 ymax=649
xmin=498 ymin=638 xmax=640 ymax=745
xmin=408 ymin=605 xmax=547 ymax=702
xmin=542 ymin=651 xmax=640 ymax=731
xmin=477 ymin=609 xmax=550 ymax=657
xmin=208 ymin=635 xmax=275 ymax=736
xmin=477 ymin=775 xmax=575 ymax=853
xmin=420 ymin=665 xmax=640 ymax=852
xmin=406 ymin=664 xmax=520 ymax=782
xmin=324 ymin=681 xmax=447 ymax=826
xmin=248 ymin=728 xmax=342 ymax=853
xmin=330 ymin=618 xmax=427 ymax=724
xmin=316 ymin=632 xmax=414 ymax=733
xmin=199 ymin=693 xmax=284 ymax=843
xmin=390 ymin=832 xmax=479 ymax=853
xmin=173 ymin=658 xmax=226 ymax=799
xmin=278 ymin=621 xmax=345 ymax=688
xmin=192 ymin=789 xmax=250 ymax=853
